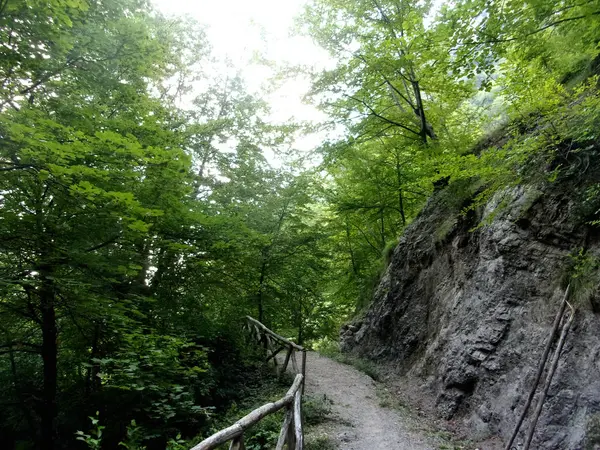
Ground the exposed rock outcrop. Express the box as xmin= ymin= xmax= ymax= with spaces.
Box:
xmin=342 ymin=181 xmax=600 ymax=449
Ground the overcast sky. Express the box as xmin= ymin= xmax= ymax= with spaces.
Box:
xmin=151 ymin=0 xmax=334 ymax=154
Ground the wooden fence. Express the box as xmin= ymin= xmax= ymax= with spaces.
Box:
xmin=190 ymin=317 xmax=307 ymax=450
xmin=244 ymin=316 xmax=307 ymax=391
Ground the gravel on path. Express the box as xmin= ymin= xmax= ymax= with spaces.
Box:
xmin=304 ymin=352 xmax=439 ymax=450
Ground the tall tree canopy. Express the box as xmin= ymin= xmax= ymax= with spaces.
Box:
xmin=0 ymin=1 xmax=333 ymax=448
xmin=297 ymin=0 xmax=600 ymax=308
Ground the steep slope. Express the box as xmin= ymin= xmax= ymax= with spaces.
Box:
xmin=341 ymin=177 xmax=600 ymax=449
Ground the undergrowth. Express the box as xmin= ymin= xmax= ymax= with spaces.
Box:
xmin=305 ymin=433 xmax=336 ymax=450
xmin=194 ymin=370 xmax=334 ymax=450
xmin=303 ymin=394 xmax=334 ymax=426
xmin=303 ymin=395 xmax=336 ymax=450
xmin=199 ymin=367 xmax=290 ymax=450
xmin=314 ymin=337 xmax=382 ymax=381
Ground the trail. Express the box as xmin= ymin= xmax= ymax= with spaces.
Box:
xmin=304 ymin=352 xmax=439 ymax=450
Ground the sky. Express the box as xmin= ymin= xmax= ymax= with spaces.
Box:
xmin=151 ymin=0 xmax=334 ymax=154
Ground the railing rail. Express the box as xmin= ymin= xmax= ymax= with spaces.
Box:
xmin=244 ymin=316 xmax=307 ymax=392
xmin=190 ymin=317 xmax=307 ymax=450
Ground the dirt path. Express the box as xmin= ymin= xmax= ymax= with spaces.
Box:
xmin=304 ymin=352 xmax=439 ymax=450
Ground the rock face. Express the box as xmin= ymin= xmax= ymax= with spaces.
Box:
xmin=342 ymin=182 xmax=600 ymax=449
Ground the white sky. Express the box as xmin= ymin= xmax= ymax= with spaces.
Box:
xmin=151 ymin=0 xmax=334 ymax=154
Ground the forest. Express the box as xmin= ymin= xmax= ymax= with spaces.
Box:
xmin=0 ymin=0 xmax=599 ymax=448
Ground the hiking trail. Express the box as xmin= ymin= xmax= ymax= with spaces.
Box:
xmin=304 ymin=352 xmax=444 ymax=450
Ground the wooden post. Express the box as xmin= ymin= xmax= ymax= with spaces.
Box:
xmin=267 ymin=345 xmax=285 ymax=364
xmin=280 ymin=345 xmax=293 ymax=377
xmin=294 ymin=389 xmax=303 ymax=450
xmin=229 ymin=435 xmax=245 ymax=450
xmin=245 ymin=316 xmax=304 ymax=351
xmin=301 ymin=350 xmax=307 ymax=396
xmin=504 ymin=285 xmax=571 ymax=450
xmin=287 ymin=409 xmax=296 ymax=450
xmin=523 ymin=305 xmax=575 ymax=450
xmin=276 ymin=407 xmax=294 ymax=450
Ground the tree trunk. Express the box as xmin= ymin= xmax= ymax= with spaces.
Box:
xmin=86 ymin=322 xmax=101 ymax=397
xmin=297 ymin=300 xmax=303 ymax=346
xmin=345 ymin=218 xmax=359 ymax=276
xmin=411 ymin=78 xmax=436 ymax=143
xmin=395 ymin=160 xmax=406 ymax=226
xmin=379 ymin=208 xmax=386 ymax=249
xmin=257 ymin=258 xmax=267 ymax=325
xmin=7 ymin=335 xmax=37 ymax=440
xmin=39 ymin=270 xmax=57 ymax=450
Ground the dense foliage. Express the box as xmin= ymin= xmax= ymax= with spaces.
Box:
xmin=301 ymin=0 xmax=600 ymax=308
xmin=0 ymin=0 xmax=333 ymax=448
xmin=0 ymin=0 xmax=599 ymax=449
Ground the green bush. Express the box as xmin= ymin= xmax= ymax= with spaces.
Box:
xmin=201 ymin=369 xmax=291 ymax=450
xmin=244 ymin=412 xmax=283 ymax=450
xmin=314 ymin=338 xmax=382 ymax=381
xmin=312 ymin=337 xmax=340 ymax=358
xmin=303 ymin=395 xmax=333 ymax=426
xmin=586 ymin=413 xmax=600 ymax=449
xmin=305 ymin=434 xmax=336 ymax=450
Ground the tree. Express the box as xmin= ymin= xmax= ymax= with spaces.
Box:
xmin=298 ymin=0 xmax=482 ymax=310
xmin=0 ymin=1 xmax=207 ymax=447
xmin=303 ymin=0 xmax=476 ymax=146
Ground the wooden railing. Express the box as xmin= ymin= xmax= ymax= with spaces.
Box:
xmin=190 ymin=317 xmax=307 ymax=450
xmin=244 ymin=316 xmax=307 ymax=391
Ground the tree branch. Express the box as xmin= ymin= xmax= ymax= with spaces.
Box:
xmin=85 ymin=235 xmax=121 ymax=253
xmin=346 ymin=94 xmax=421 ymax=137
xmin=462 ymin=10 xmax=600 ymax=46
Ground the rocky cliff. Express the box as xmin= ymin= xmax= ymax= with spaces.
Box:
xmin=341 ymin=178 xmax=600 ymax=449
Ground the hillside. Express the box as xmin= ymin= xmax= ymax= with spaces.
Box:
xmin=341 ymin=154 xmax=600 ymax=448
